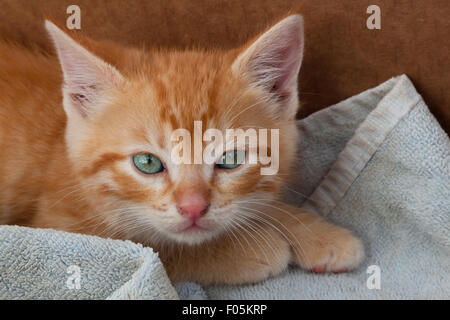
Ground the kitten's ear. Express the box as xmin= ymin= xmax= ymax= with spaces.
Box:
xmin=232 ymin=15 xmax=304 ymax=120
xmin=45 ymin=20 xmax=124 ymax=119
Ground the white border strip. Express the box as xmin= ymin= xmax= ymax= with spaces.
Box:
xmin=302 ymin=75 xmax=422 ymax=216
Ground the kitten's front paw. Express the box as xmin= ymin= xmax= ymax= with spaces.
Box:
xmin=292 ymin=225 xmax=365 ymax=274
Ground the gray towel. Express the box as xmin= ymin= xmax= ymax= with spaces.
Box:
xmin=0 ymin=225 xmax=178 ymax=299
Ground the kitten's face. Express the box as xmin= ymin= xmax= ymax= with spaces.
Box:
xmin=46 ymin=15 xmax=304 ymax=245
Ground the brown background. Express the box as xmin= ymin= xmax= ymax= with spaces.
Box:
xmin=0 ymin=0 xmax=448 ymax=133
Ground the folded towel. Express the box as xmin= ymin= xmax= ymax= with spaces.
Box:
xmin=203 ymin=75 xmax=450 ymax=299
xmin=0 ymin=225 xmax=178 ymax=299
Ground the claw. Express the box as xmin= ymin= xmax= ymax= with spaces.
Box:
xmin=311 ymin=264 xmax=327 ymax=273
xmin=333 ymin=268 xmax=348 ymax=274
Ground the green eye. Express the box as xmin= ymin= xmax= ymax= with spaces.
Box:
xmin=133 ymin=154 xmax=164 ymax=174
xmin=217 ymin=150 xmax=245 ymax=170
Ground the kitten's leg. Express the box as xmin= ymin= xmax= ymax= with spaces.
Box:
xmin=266 ymin=203 xmax=365 ymax=273
xmin=164 ymin=204 xmax=364 ymax=284
xmin=162 ymin=225 xmax=292 ymax=285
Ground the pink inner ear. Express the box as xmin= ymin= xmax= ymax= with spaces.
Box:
xmin=269 ymin=41 xmax=302 ymax=102
xmin=243 ymin=16 xmax=304 ymax=105
xmin=273 ymin=26 xmax=303 ymax=93
xmin=68 ymin=90 xmax=95 ymax=118
xmin=46 ymin=21 xmax=124 ymax=118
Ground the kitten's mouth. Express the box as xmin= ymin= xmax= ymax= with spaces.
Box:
xmin=168 ymin=220 xmax=220 ymax=244
xmin=179 ymin=222 xmax=209 ymax=233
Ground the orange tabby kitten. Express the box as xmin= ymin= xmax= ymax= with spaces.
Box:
xmin=0 ymin=15 xmax=364 ymax=284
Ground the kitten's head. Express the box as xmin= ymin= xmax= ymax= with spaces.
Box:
xmin=46 ymin=15 xmax=304 ymax=245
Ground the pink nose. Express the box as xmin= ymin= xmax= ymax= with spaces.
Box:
xmin=177 ymin=193 xmax=210 ymax=221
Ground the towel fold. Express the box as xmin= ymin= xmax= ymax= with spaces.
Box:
xmin=0 ymin=225 xmax=178 ymax=299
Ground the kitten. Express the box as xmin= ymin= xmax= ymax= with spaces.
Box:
xmin=0 ymin=15 xmax=364 ymax=285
